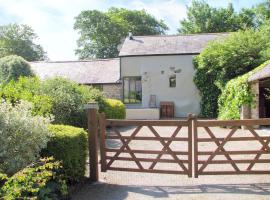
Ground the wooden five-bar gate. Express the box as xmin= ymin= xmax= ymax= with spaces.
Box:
xmin=85 ymin=104 xmax=270 ymax=181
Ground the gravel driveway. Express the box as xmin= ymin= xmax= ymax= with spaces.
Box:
xmin=72 ymin=126 xmax=270 ymax=200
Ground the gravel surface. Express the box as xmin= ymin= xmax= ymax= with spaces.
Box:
xmin=72 ymin=126 xmax=270 ymax=200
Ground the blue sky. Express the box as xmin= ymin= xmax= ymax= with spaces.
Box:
xmin=0 ymin=0 xmax=266 ymax=60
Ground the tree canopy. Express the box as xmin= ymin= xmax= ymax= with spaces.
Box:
xmin=0 ymin=55 xmax=34 ymax=85
xmin=0 ymin=24 xmax=47 ymax=61
xmin=74 ymin=8 xmax=168 ymax=59
xmin=194 ymin=26 xmax=270 ymax=118
xmin=178 ymin=0 xmax=257 ymax=34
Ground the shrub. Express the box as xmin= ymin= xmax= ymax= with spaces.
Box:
xmin=99 ymin=98 xmax=126 ymax=119
xmin=1 ymin=157 xmax=68 ymax=200
xmin=0 ymin=101 xmax=51 ymax=175
xmin=218 ymin=60 xmax=270 ymax=120
xmin=194 ymin=28 xmax=270 ymax=118
xmin=0 ymin=55 xmax=34 ymax=84
xmin=41 ymin=77 xmax=93 ymax=128
xmin=0 ymin=173 xmax=8 ymax=188
xmin=41 ymin=125 xmax=88 ymax=183
xmin=0 ymin=76 xmax=52 ymax=116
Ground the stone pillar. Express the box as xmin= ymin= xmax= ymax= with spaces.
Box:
xmin=250 ymin=82 xmax=260 ymax=119
xmin=241 ymin=105 xmax=250 ymax=130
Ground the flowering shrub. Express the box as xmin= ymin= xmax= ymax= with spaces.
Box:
xmin=0 ymin=101 xmax=51 ymax=175
xmin=0 ymin=157 xmax=68 ymax=199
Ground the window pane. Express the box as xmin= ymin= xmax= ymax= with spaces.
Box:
xmin=135 ymin=79 xmax=142 ymax=102
xmin=129 ymin=78 xmax=136 ymax=103
xmin=123 ymin=77 xmax=142 ymax=104
xmin=124 ymin=78 xmax=129 ymax=103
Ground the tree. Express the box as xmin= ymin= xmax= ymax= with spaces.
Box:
xmin=74 ymin=8 xmax=168 ymax=59
xmin=254 ymin=0 xmax=270 ymax=25
xmin=0 ymin=55 xmax=34 ymax=84
xmin=178 ymin=0 xmax=256 ymax=34
xmin=194 ymin=27 xmax=270 ymax=118
xmin=0 ymin=24 xmax=47 ymax=61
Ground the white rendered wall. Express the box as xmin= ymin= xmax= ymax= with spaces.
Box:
xmin=121 ymin=55 xmax=201 ymax=117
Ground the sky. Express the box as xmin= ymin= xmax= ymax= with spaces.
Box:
xmin=0 ymin=0 xmax=266 ymax=61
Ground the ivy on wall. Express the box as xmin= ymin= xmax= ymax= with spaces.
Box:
xmin=193 ymin=26 xmax=270 ymax=118
xmin=218 ymin=60 xmax=270 ymax=120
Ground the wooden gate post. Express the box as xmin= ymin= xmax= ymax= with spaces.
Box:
xmin=193 ymin=115 xmax=199 ymax=178
xmin=85 ymin=103 xmax=99 ymax=182
xmin=187 ymin=113 xmax=193 ymax=177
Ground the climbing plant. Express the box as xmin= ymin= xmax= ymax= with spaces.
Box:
xmin=218 ymin=60 xmax=270 ymax=120
xmin=194 ymin=27 xmax=270 ymax=118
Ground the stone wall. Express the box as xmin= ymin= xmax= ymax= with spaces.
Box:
xmin=102 ymin=84 xmax=122 ymax=100
xmin=241 ymin=81 xmax=259 ymax=120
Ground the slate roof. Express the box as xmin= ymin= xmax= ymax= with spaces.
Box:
xmin=30 ymin=58 xmax=120 ymax=84
xmin=248 ymin=63 xmax=270 ymax=82
xmin=119 ymin=33 xmax=229 ymax=57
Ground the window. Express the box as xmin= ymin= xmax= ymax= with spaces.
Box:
xmin=123 ymin=77 xmax=142 ymax=103
xmin=169 ymin=76 xmax=176 ymax=87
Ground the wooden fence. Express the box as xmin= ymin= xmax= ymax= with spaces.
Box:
xmin=99 ymin=113 xmax=193 ymax=177
xmin=194 ymin=118 xmax=270 ymax=177
xmin=85 ymin=104 xmax=270 ymax=181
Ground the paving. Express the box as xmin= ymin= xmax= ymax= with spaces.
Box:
xmin=72 ymin=126 xmax=270 ymax=200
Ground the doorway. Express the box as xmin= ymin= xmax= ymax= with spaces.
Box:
xmin=259 ymin=79 xmax=270 ymax=118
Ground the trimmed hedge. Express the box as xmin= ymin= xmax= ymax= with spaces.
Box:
xmin=41 ymin=125 xmax=88 ymax=183
xmin=0 ymin=157 xmax=68 ymax=200
xmin=99 ymin=98 xmax=126 ymax=119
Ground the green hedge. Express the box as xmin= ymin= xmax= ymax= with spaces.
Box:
xmin=0 ymin=157 xmax=68 ymax=200
xmin=99 ymin=98 xmax=126 ymax=119
xmin=41 ymin=125 xmax=88 ymax=183
xmin=218 ymin=60 xmax=270 ymax=120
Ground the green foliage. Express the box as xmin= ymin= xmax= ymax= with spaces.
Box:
xmin=99 ymin=98 xmax=126 ymax=119
xmin=41 ymin=77 xmax=93 ymax=128
xmin=74 ymin=7 xmax=168 ymax=59
xmin=41 ymin=125 xmax=88 ymax=183
xmin=254 ymin=0 xmax=270 ymax=25
xmin=178 ymin=0 xmax=256 ymax=34
xmin=0 ymin=23 xmax=47 ymax=61
xmin=218 ymin=60 xmax=270 ymax=120
xmin=0 ymin=101 xmax=51 ymax=175
xmin=0 ymin=173 xmax=8 ymax=188
xmin=0 ymin=55 xmax=34 ymax=84
xmin=0 ymin=76 xmax=52 ymax=116
xmin=194 ymin=28 xmax=270 ymax=118
xmin=0 ymin=157 xmax=68 ymax=200
xmin=88 ymin=87 xmax=105 ymax=103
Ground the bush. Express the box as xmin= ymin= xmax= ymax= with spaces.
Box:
xmin=0 ymin=173 xmax=8 ymax=188
xmin=0 ymin=76 xmax=52 ymax=116
xmin=0 ymin=101 xmax=51 ymax=175
xmin=218 ymin=60 xmax=270 ymax=120
xmin=41 ymin=77 xmax=94 ymax=128
xmin=41 ymin=125 xmax=88 ymax=183
xmin=194 ymin=28 xmax=270 ymax=118
xmin=0 ymin=55 xmax=34 ymax=84
xmin=0 ymin=157 xmax=68 ymax=200
xmin=99 ymin=98 xmax=126 ymax=119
